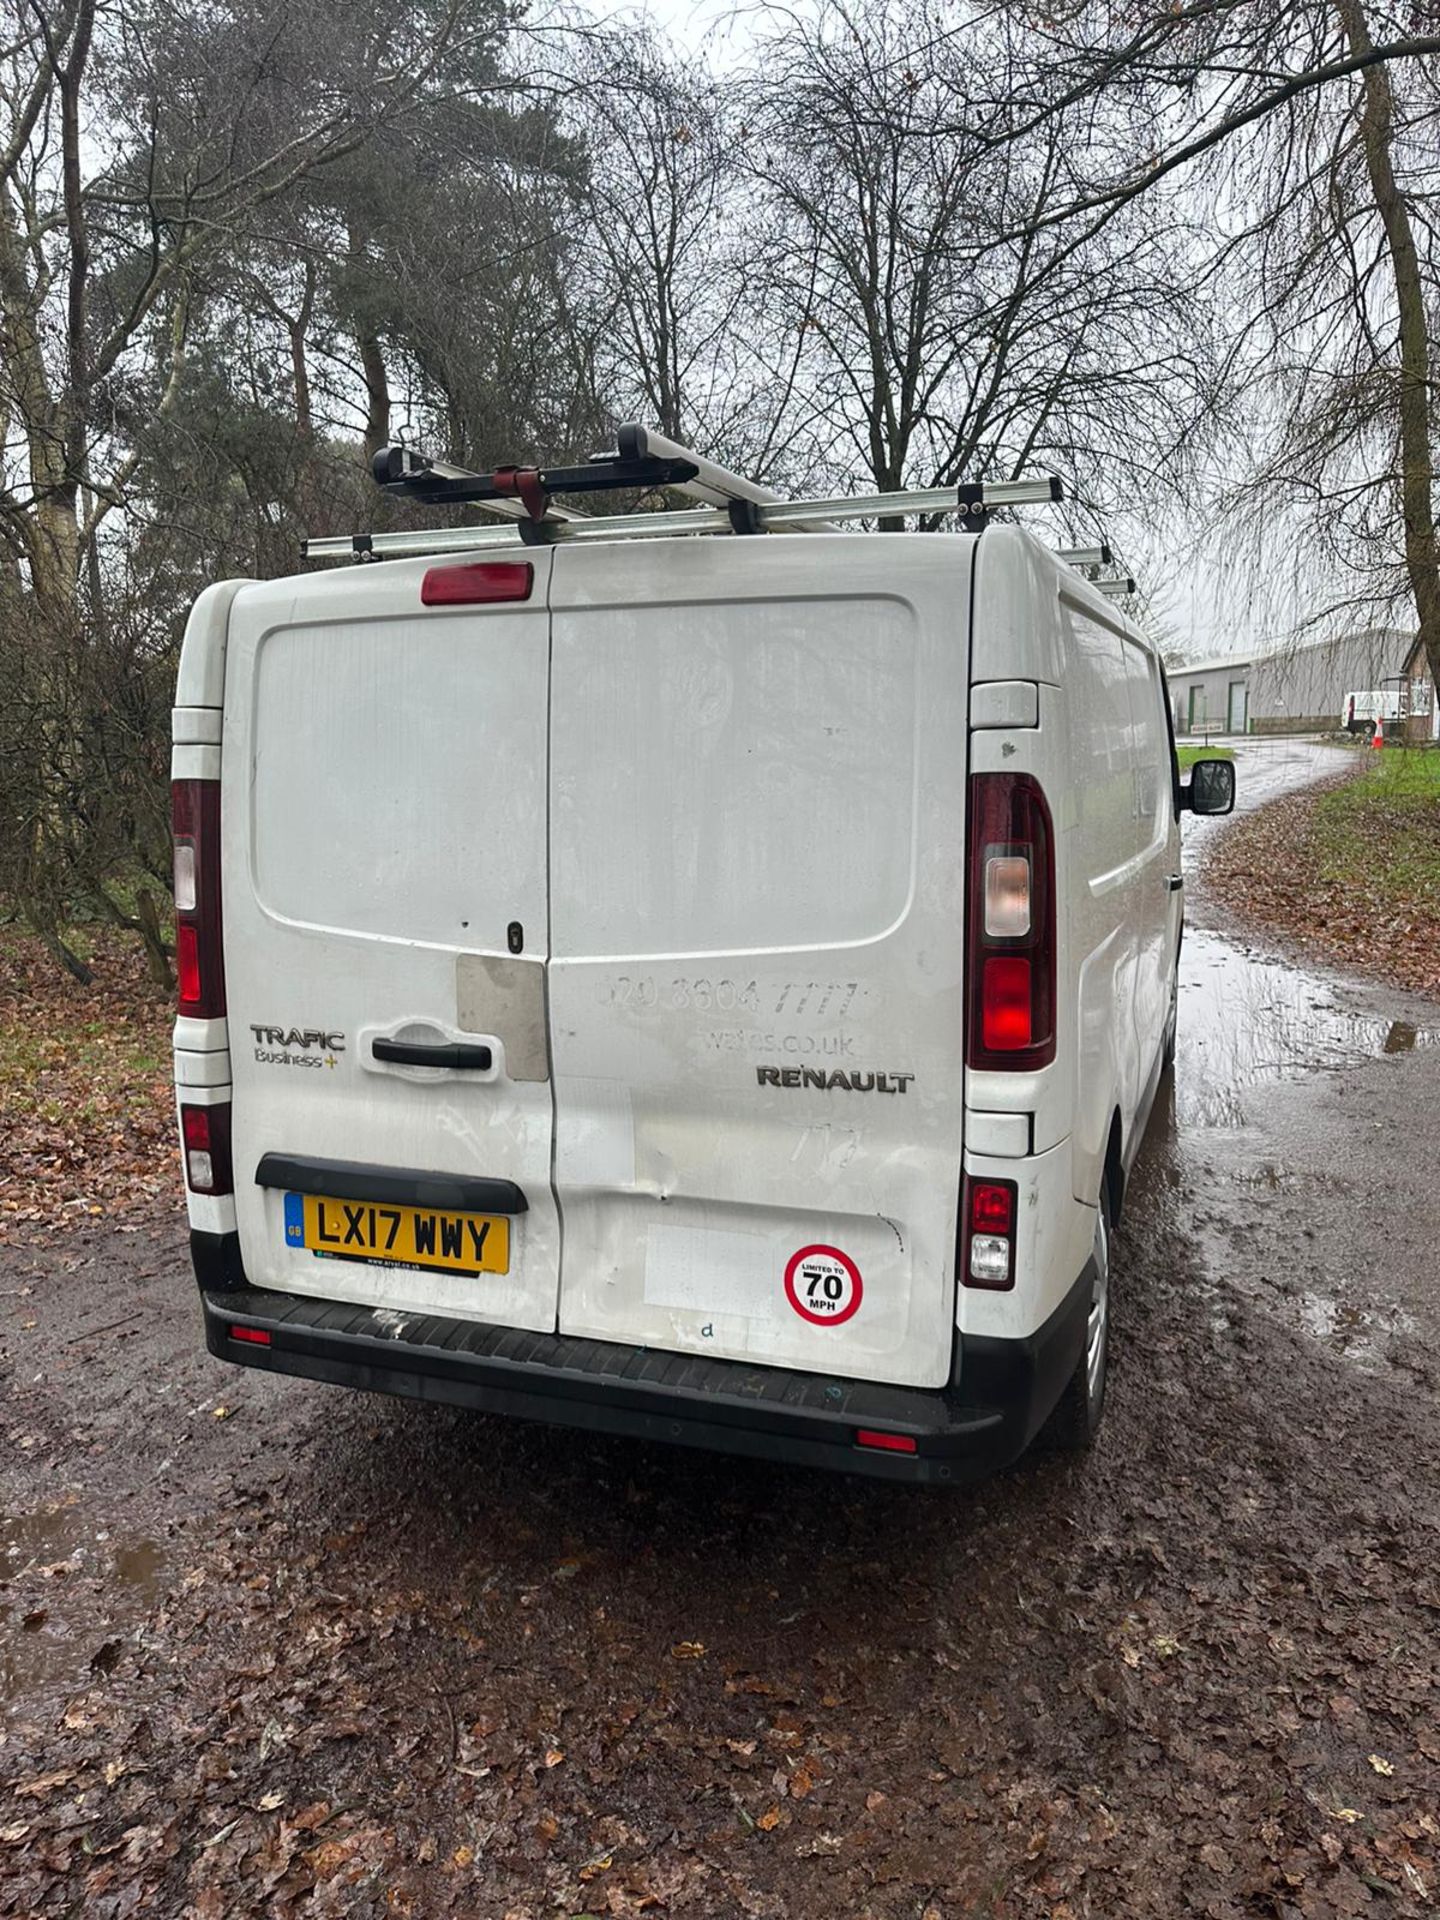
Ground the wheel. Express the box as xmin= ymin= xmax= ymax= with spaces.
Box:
xmin=1044 ymin=1192 xmax=1111 ymax=1451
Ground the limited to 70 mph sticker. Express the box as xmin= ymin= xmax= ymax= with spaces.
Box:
xmin=784 ymin=1245 xmax=863 ymax=1326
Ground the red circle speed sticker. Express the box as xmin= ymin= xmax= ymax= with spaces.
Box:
xmin=784 ymin=1245 xmax=863 ymax=1326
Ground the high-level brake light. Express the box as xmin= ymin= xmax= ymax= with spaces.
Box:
xmin=967 ymin=773 xmax=1055 ymax=1070
xmin=420 ymin=560 xmax=533 ymax=606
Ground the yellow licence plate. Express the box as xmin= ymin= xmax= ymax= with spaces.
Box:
xmin=284 ymin=1192 xmax=510 ymax=1276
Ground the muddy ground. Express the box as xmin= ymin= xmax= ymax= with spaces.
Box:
xmin=3 ymin=739 xmax=1439 ymax=1918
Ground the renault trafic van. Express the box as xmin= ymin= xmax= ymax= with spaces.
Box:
xmin=171 ymin=470 xmax=1234 ymax=1481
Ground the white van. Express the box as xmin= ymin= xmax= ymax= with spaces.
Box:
xmin=171 ymin=449 xmax=1234 ymax=1482
xmin=1342 ymin=689 xmax=1404 ymax=734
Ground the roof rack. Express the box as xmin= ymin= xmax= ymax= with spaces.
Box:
xmin=303 ymin=423 xmax=1066 ymax=563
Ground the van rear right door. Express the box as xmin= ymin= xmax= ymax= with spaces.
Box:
xmin=545 ymin=536 xmax=972 ymax=1390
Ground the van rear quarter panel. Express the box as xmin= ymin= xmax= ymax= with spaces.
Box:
xmin=965 ymin=534 xmax=1151 ymax=1326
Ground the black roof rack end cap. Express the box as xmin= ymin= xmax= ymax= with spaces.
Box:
xmin=616 ymin=423 xmax=648 ymax=461
xmin=1048 ymin=476 xmax=1064 ymax=502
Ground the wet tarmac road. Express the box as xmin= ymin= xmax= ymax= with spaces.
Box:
xmin=3 ymin=737 xmax=1439 ymax=1916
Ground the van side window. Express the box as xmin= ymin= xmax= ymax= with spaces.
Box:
xmin=1157 ymin=663 xmax=1182 ymax=818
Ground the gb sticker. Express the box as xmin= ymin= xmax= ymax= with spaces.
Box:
xmin=784 ymin=1245 xmax=863 ymax=1326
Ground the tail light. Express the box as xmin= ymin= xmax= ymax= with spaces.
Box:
xmin=172 ymin=779 xmax=225 ymax=1017
xmin=967 ymin=772 xmax=1055 ymax=1069
xmin=963 ymin=1176 xmax=1017 ymax=1289
xmin=180 ymin=1102 xmax=234 ymax=1195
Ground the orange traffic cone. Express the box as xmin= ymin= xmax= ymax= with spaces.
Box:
xmin=1372 ymin=715 xmax=1385 ymax=749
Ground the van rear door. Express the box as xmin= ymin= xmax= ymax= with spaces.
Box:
xmin=546 ymin=537 xmax=971 ymax=1390
xmin=221 ymin=554 xmax=562 ymax=1333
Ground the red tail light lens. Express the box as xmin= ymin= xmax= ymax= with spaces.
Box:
xmin=855 ymin=1430 xmax=918 ymax=1454
xmin=967 ymin=773 xmax=1055 ymax=1069
xmin=421 ymin=560 xmax=533 ymax=606
xmin=230 ymin=1325 xmax=271 ymax=1347
xmin=981 ymin=956 xmax=1033 ymax=1050
xmin=179 ymin=1101 xmax=234 ymax=1195
xmin=969 ymin=1180 xmax=1015 ymax=1236
xmin=172 ymin=779 xmax=225 ymax=1018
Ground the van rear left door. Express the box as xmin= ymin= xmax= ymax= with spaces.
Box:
xmin=221 ymin=555 xmax=561 ymax=1333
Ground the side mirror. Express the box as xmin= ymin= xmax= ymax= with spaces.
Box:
xmin=1181 ymin=757 xmax=1236 ymax=816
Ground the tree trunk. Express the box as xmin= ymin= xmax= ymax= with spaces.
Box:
xmin=348 ymin=222 xmax=390 ymax=459
xmin=1337 ymin=0 xmax=1440 ymax=697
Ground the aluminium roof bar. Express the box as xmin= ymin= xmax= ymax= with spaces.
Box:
xmin=1059 ymin=543 xmax=1112 ymax=567
xmin=1095 ymin=576 xmax=1138 ymax=597
xmin=613 ymin=424 xmax=830 ymax=533
xmin=303 ymin=475 xmax=1065 ymax=562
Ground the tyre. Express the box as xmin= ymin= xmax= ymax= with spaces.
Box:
xmin=1043 ymin=1191 xmax=1111 ymax=1451
xmin=1162 ymin=970 xmax=1178 ymax=1069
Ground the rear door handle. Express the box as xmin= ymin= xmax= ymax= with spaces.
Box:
xmin=371 ymin=1038 xmax=494 ymax=1070
xmin=1165 ymin=874 xmax=1184 ymax=892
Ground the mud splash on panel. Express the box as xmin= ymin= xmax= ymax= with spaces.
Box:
xmin=1172 ymin=928 xmax=1439 ymax=1130
xmin=1 ymin=1499 xmax=168 ymax=1717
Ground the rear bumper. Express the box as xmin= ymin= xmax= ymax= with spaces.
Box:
xmin=192 ymin=1232 xmax=1091 ymax=1485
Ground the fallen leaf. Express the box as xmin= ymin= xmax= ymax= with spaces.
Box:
xmin=757 ymin=1806 xmax=781 ymax=1832
xmin=13 ymin=1771 xmax=77 ymax=1798
xmin=544 ymin=1748 xmax=565 ymax=1768
xmin=671 ymin=1641 xmax=706 ymax=1660
xmin=1368 ymin=1754 xmax=1395 ymax=1776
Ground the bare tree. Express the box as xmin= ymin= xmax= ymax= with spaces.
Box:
xmin=736 ymin=0 xmax=1216 ymax=519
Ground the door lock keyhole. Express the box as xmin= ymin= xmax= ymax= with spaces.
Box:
xmin=507 ymin=921 xmax=524 ymax=954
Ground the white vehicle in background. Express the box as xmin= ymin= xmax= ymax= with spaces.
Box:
xmin=170 ymin=428 xmax=1234 ymax=1483
xmin=1343 ymin=688 xmax=1404 ymax=735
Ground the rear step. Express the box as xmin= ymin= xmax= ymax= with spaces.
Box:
xmin=200 ymin=1283 xmax=1022 ymax=1483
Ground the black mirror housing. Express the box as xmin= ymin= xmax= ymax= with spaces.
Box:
xmin=1181 ymin=757 xmax=1236 ymax=816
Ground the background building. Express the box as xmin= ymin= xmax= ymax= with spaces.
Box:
xmin=1168 ymin=628 xmax=1432 ymax=737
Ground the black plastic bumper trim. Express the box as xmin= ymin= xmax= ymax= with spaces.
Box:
xmin=193 ymin=1247 xmax=1094 ymax=1485
xmin=254 ymin=1153 xmax=528 ymax=1214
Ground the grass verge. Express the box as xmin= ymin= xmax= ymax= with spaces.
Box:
xmin=1176 ymin=745 xmax=1235 ymax=769
xmin=1203 ymin=748 xmax=1440 ymax=998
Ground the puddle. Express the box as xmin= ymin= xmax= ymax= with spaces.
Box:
xmin=1 ymin=1503 xmax=167 ymax=1716
xmin=1292 ymin=1291 xmax=1418 ymax=1370
xmin=1173 ymin=929 xmax=1439 ymax=1128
